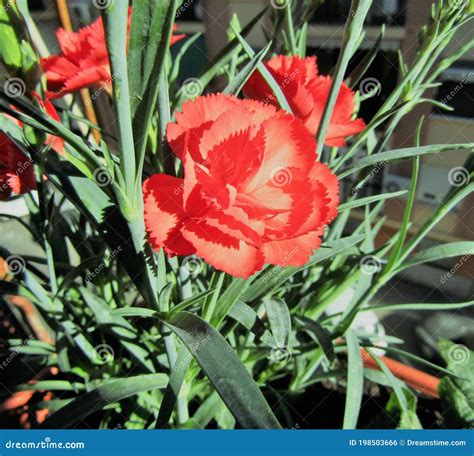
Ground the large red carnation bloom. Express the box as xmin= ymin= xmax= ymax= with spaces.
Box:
xmin=143 ymin=94 xmax=339 ymax=278
xmin=40 ymin=11 xmax=184 ymax=99
xmin=243 ymin=55 xmax=366 ymax=147
xmin=0 ymin=133 xmax=35 ymax=200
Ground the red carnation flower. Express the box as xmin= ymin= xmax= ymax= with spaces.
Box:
xmin=0 ymin=133 xmax=36 ymax=200
xmin=143 ymin=94 xmax=339 ymax=278
xmin=40 ymin=11 xmax=184 ymax=99
xmin=243 ymin=55 xmax=366 ymax=147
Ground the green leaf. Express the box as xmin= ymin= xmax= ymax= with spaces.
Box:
xmin=386 ymin=389 xmax=423 ymax=429
xmin=15 ymin=380 xmax=85 ymax=393
xmin=395 ymin=241 xmax=474 ymax=273
xmin=375 ymin=345 xmax=463 ymax=379
xmin=155 ymin=346 xmax=192 ymax=429
xmin=339 ymin=190 xmax=407 ymax=212
xmin=438 ymin=339 xmax=474 ymax=427
xmin=264 ymin=298 xmax=291 ymax=349
xmin=109 ymin=308 xmax=158 ymax=318
xmin=129 ymin=0 xmax=178 ymax=164
xmin=212 ymin=278 xmax=249 ymax=327
xmin=128 ymin=1 xmax=171 ymax=114
xmin=364 ymin=348 xmax=408 ymax=412
xmin=315 ymin=0 xmax=372 ymax=155
xmin=103 ymin=1 xmax=136 ymax=196
xmin=223 ymin=42 xmax=271 ymax=96
xmin=363 ymin=300 xmax=474 ymax=313
xmin=0 ymin=3 xmax=22 ymax=69
xmin=385 ymin=156 xmax=420 ymax=271
xmin=5 ymin=339 xmax=55 ymax=356
xmin=338 ymin=143 xmax=474 ymax=179
xmin=243 ymin=234 xmax=364 ymax=302
xmin=343 ymin=330 xmax=363 ymax=429
xmin=170 ymin=288 xmax=217 ymax=315
xmin=346 ymin=25 xmax=385 ymax=88
xmin=164 ymin=311 xmax=281 ymax=429
xmin=80 ymin=288 xmax=156 ymax=372
xmin=174 ymin=8 xmax=268 ymax=107
xmin=233 ymin=31 xmax=292 ymax=113
xmin=297 ymin=317 xmax=335 ymax=363
xmin=40 ymin=374 xmax=168 ymax=429
xmin=228 ymin=300 xmax=258 ymax=331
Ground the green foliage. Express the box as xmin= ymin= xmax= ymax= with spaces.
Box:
xmin=0 ymin=0 xmax=473 ymax=430
xmin=438 ymin=339 xmax=474 ymax=427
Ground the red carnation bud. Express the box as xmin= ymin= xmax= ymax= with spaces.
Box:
xmin=244 ymin=55 xmax=366 ymax=147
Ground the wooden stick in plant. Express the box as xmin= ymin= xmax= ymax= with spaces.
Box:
xmin=361 ymin=349 xmax=440 ymax=399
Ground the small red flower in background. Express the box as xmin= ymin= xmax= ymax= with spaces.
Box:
xmin=32 ymin=93 xmax=65 ymax=156
xmin=243 ymin=55 xmax=366 ymax=147
xmin=0 ymin=133 xmax=35 ymax=200
xmin=40 ymin=10 xmax=184 ymax=99
xmin=143 ymin=94 xmax=339 ymax=278
xmin=171 ymin=25 xmax=186 ymax=46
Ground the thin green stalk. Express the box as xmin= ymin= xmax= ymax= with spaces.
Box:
xmin=284 ymin=3 xmax=298 ymax=55
xmin=36 ymin=177 xmax=58 ymax=296
xmin=396 ymin=183 xmax=474 ymax=266
xmin=103 ymin=1 xmax=136 ymax=208
xmin=315 ymin=0 xmax=372 ymax=156
xmin=156 ymin=71 xmax=176 ymax=177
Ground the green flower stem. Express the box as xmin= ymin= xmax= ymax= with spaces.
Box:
xmin=35 ymin=174 xmax=58 ymax=296
xmin=332 ymin=14 xmax=451 ymax=170
xmin=156 ymin=71 xmax=176 ymax=177
xmin=284 ymin=3 xmax=298 ymax=55
xmin=395 ymin=183 xmax=474 ymax=267
xmin=315 ymin=0 xmax=372 ymax=156
xmin=103 ymin=0 xmax=136 ymax=211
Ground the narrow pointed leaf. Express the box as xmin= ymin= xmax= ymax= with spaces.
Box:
xmin=164 ymin=311 xmax=281 ymax=429
xmin=41 ymin=374 xmax=168 ymax=428
xmin=343 ymin=330 xmax=363 ymax=429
